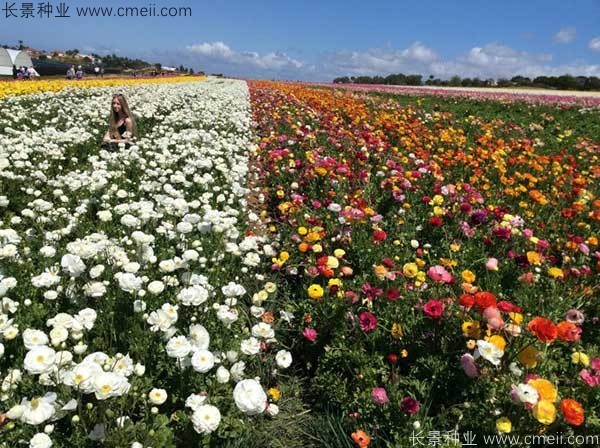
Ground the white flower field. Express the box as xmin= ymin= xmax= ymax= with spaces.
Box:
xmin=0 ymin=79 xmax=291 ymax=447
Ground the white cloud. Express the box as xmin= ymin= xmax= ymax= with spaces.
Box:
xmin=589 ymin=37 xmax=600 ymax=52
xmin=553 ymin=27 xmax=576 ymax=44
xmin=185 ymin=41 xmax=303 ymax=72
xmin=142 ymin=40 xmax=600 ymax=81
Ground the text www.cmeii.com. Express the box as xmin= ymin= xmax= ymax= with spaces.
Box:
xmin=2 ymin=3 xmax=191 ymax=19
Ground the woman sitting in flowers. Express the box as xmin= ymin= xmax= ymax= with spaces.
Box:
xmin=102 ymin=94 xmax=136 ymax=147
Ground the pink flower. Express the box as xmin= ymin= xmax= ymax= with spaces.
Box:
xmin=400 ymin=396 xmax=420 ymax=415
xmin=302 ymin=328 xmax=318 ymax=342
xmin=423 ymin=300 xmax=443 ymax=319
xmin=580 ymin=369 xmax=600 ymax=387
xmin=358 ymin=312 xmax=378 ymax=332
xmin=461 ymin=353 xmax=479 ymax=378
xmin=371 ymin=387 xmax=389 ymax=405
xmin=485 ymin=258 xmax=499 ymax=271
xmin=427 ymin=265 xmax=453 ymax=283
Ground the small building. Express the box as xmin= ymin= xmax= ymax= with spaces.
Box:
xmin=0 ymin=48 xmax=34 ymax=75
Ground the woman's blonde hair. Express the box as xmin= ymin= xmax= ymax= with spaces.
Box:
xmin=109 ymin=94 xmax=137 ymax=139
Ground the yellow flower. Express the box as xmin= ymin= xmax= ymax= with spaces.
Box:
xmin=532 ymin=400 xmax=557 ymax=425
xmin=391 ymin=323 xmax=404 ymax=340
xmin=461 ymin=321 xmax=481 ymax=338
xmin=528 ymin=379 xmax=557 ymax=402
xmin=571 ymin=352 xmax=590 ymax=367
xmin=433 ymin=206 xmax=445 ymax=216
xmin=373 ymin=265 xmax=388 ymax=280
xmin=547 ymin=267 xmax=564 ymax=279
xmin=402 ymin=263 xmax=419 ymax=278
xmin=306 ymin=231 xmax=321 ymax=243
xmin=326 ymin=256 xmax=339 ymax=269
xmin=264 ymin=282 xmax=277 ymax=294
xmin=461 ymin=270 xmax=476 ymax=283
xmin=508 ymin=312 xmax=523 ymax=324
xmin=267 ymin=388 xmax=281 ymax=402
xmin=333 ymin=248 xmax=345 ymax=258
xmin=487 ymin=335 xmax=506 ymax=351
xmin=297 ymin=226 xmax=308 ymax=236
xmin=307 ymin=284 xmax=324 ymax=300
xmin=496 ymin=417 xmax=512 ymax=433
xmin=466 ymin=339 xmax=476 ymax=349
xmin=416 ymin=271 xmax=426 ymax=282
xmin=518 ymin=346 xmax=540 ymax=369
xmin=450 ymin=243 xmax=461 ymax=252
xmin=526 ymin=251 xmax=542 ymax=266
xmin=312 ymin=244 xmax=323 ymax=253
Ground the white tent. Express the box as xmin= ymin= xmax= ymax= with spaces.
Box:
xmin=0 ymin=48 xmax=34 ymax=76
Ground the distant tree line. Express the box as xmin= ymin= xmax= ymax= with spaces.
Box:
xmin=333 ymin=73 xmax=600 ymax=91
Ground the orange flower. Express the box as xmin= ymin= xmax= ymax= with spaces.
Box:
xmin=527 ymin=317 xmax=558 ymax=344
xmin=351 ymin=430 xmax=371 ymax=448
xmin=561 ymin=398 xmax=584 ymax=426
xmin=556 ymin=321 xmax=582 ymax=342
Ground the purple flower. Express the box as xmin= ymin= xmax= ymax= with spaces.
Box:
xmin=565 ymin=309 xmax=585 ymax=326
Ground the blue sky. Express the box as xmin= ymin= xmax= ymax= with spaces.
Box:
xmin=1 ymin=0 xmax=599 ymax=80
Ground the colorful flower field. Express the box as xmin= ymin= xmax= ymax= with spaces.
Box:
xmin=0 ymin=77 xmax=599 ymax=447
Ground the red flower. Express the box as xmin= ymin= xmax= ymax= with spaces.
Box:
xmin=527 ymin=317 xmax=558 ymax=344
xmin=385 ymin=288 xmax=401 ymax=301
xmin=474 ymin=291 xmax=497 ymax=313
xmin=459 ymin=293 xmax=475 ymax=310
xmin=358 ymin=312 xmax=378 ymax=332
xmin=423 ymin=300 xmax=443 ymax=319
xmin=497 ymin=300 xmax=522 ymax=313
xmin=388 ymin=353 xmax=398 ymax=364
xmin=561 ymin=398 xmax=585 ymax=426
xmin=373 ymin=229 xmax=387 ymax=242
xmin=429 ymin=216 xmax=443 ymax=227
xmin=400 ymin=396 xmax=420 ymax=415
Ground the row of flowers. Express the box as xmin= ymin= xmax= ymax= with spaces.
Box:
xmin=247 ymin=81 xmax=600 ymax=446
xmin=0 ymin=78 xmax=290 ymax=447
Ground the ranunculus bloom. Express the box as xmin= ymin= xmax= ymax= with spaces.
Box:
xmin=485 ymin=258 xmax=499 ymax=271
xmin=302 ymin=328 xmax=318 ymax=342
xmin=533 ymin=400 xmax=557 ymax=425
xmin=527 ymin=317 xmax=558 ymax=344
xmin=400 ymin=396 xmax=420 ymax=415
xmin=561 ymin=398 xmax=584 ymax=426
xmin=565 ymin=309 xmax=585 ymax=326
xmin=528 ymin=378 xmax=557 ymax=402
xmin=351 ymin=430 xmax=371 ymax=448
xmin=461 ymin=353 xmax=479 ymax=378
xmin=358 ymin=312 xmax=378 ymax=332
xmin=371 ymin=387 xmax=389 ymax=405
xmin=474 ymin=292 xmax=497 ymax=313
xmin=427 ymin=265 xmax=453 ymax=283
xmin=423 ymin=300 xmax=443 ymax=319
xmin=556 ymin=321 xmax=582 ymax=342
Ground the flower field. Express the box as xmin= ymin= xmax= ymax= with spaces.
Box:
xmin=0 ymin=77 xmax=599 ymax=447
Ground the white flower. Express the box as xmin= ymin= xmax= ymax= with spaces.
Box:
xmin=221 ymin=282 xmax=246 ymax=297
xmin=83 ymin=282 xmax=106 ymax=298
xmin=266 ymin=403 xmax=280 ymax=417
xmin=191 ymin=404 xmax=221 ymax=434
xmin=23 ymin=329 xmax=49 ymax=350
xmin=31 ymin=270 xmax=61 ymax=288
xmin=118 ymin=273 xmax=143 ymax=293
xmin=178 ymin=285 xmax=209 ymax=306
xmin=240 ymin=337 xmax=261 ymax=355
xmin=474 ymin=340 xmax=503 ymax=366
xmin=97 ymin=210 xmax=112 ymax=222
xmin=147 ymin=281 xmax=165 ymax=295
xmin=251 ymin=323 xmax=274 ymax=339
xmin=514 ymin=384 xmax=539 ymax=405
xmin=75 ymin=308 xmax=97 ymax=330
xmin=92 ymin=372 xmax=131 ymax=400
xmin=275 ymin=350 xmax=292 ymax=369
xmin=233 ymin=379 xmax=267 ymax=415
xmin=63 ymin=362 xmax=102 ymax=393
xmin=0 ymin=342 xmax=3 ymax=358
xmin=61 ymin=254 xmax=86 ymax=277
xmin=148 ymin=388 xmax=168 ymax=405
xmin=216 ymin=366 xmax=230 ymax=383
xmin=20 ymin=393 xmax=57 ymax=425
xmin=230 ymin=360 xmax=245 ymax=381
xmin=185 ymin=393 xmax=207 ymax=411
xmin=189 ymin=324 xmax=210 ymax=350
xmin=40 ymin=246 xmax=56 ymax=258
xmin=29 ymin=432 xmax=53 ymax=448
xmin=191 ymin=349 xmax=214 ymax=373
xmin=24 ymin=346 xmax=56 ymax=375
xmin=49 ymin=327 xmax=69 ymax=346
xmin=89 ymin=265 xmax=105 ymax=279
xmin=166 ymin=336 xmax=192 ymax=359
xmin=216 ymin=305 xmax=238 ymax=325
